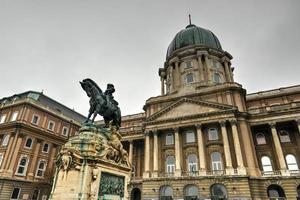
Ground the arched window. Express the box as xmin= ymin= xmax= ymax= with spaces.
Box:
xmin=210 ymin=184 xmax=227 ymax=199
xmin=36 ymin=160 xmax=46 ymax=177
xmin=186 ymin=131 xmax=195 ymax=143
xmin=166 ymin=133 xmax=174 ymax=145
xmin=256 ymin=133 xmax=266 ymax=145
xmin=24 ymin=138 xmax=33 ymax=148
xmin=261 ymin=156 xmax=273 ymax=172
xmin=267 ymin=185 xmax=286 ymax=198
xmin=208 ymin=128 xmax=218 ymax=141
xmin=16 ymin=156 xmax=29 ymax=175
xmin=160 ymin=185 xmax=173 ymax=200
xmin=279 ymin=130 xmax=290 ymax=143
xmin=166 ymin=156 xmax=175 ymax=174
xmin=213 ymin=73 xmax=221 ymax=83
xmin=184 ymin=185 xmax=198 ymax=200
xmin=285 ymin=154 xmax=299 ymax=171
xmin=211 ymin=152 xmax=223 ymax=171
xmin=185 ymin=73 xmax=194 ymax=84
xmin=187 ymin=154 xmax=198 ymax=172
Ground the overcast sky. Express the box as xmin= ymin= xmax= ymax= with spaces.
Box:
xmin=0 ymin=0 xmax=299 ymax=118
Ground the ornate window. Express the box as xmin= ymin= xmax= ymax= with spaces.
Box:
xmin=10 ymin=188 xmax=21 ymax=200
xmin=2 ymin=134 xmax=9 ymax=147
xmin=208 ymin=128 xmax=218 ymax=141
xmin=62 ymin=127 xmax=69 ymax=136
xmin=42 ymin=143 xmax=49 ymax=153
xmin=186 ymin=131 xmax=195 ymax=143
xmin=160 ymin=185 xmax=173 ymax=200
xmin=166 ymin=156 xmax=175 ymax=174
xmin=36 ymin=160 xmax=47 ymax=177
xmin=31 ymin=115 xmax=40 ymax=125
xmin=185 ymin=73 xmax=194 ymax=84
xmin=211 ymin=152 xmax=223 ymax=171
xmin=184 ymin=185 xmax=198 ymax=199
xmin=256 ymin=133 xmax=266 ymax=145
xmin=11 ymin=111 xmax=18 ymax=121
xmin=47 ymin=121 xmax=55 ymax=131
xmin=210 ymin=184 xmax=227 ymax=199
xmin=279 ymin=130 xmax=290 ymax=143
xmin=166 ymin=133 xmax=174 ymax=145
xmin=16 ymin=156 xmax=29 ymax=175
xmin=0 ymin=114 xmax=6 ymax=124
xmin=24 ymin=137 xmax=33 ymax=149
xmin=212 ymin=73 xmax=221 ymax=83
xmin=285 ymin=154 xmax=299 ymax=171
xmin=261 ymin=156 xmax=273 ymax=172
xmin=187 ymin=154 xmax=198 ymax=172
xmin=267 ymin=185 xmax=286 ymax=198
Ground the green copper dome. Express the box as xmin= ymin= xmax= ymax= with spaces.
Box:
xmin=167 ymin=24 xmax=222 ymax=58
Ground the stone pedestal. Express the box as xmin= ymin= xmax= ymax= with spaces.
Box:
xmin=49 ymin=124 xmax=131 ymax=200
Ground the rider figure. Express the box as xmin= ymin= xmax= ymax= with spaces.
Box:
xmin=104 ymin=83 xmax=119 ymax=108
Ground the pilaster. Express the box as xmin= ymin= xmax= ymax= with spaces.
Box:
xmin=220 ymin=121 xmax=233 ymax=174
xmin=196 ymin=124 xmax=206 ymax=175
xmin=143 ymin=131 xmax=151 ymax=178
xmin=174 ymin=127 xmax=182 ymax=176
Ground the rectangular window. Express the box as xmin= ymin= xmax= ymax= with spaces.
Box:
xmin=42 ymin=143 xmax=49 ymax=153
xmin=47 ymin=121 xmax=55 ymax=131
xmin=165 ymin=133 xmax=174 ymax=145
xmin=11 ymin=187 xmax=21 ymax=200
xmin=32 ymin=190 xmax=39 ymax=200
xmin=0 ymin=153 xmax=3 ymax=167
xmin=167 ymin=164 xmax=175 ymax=173
xmin=2 ymin=134 xmax=10 ymax=147
xmin=186 ymin=131 xmax=195 ymax=143
xmin=0 ymin=114 xmax=7 ymax=124
xmin=62 ymin=127 xmax=69 ymax=136
xmin=31 ymin=115 xmax=40 ymax=125
xmin=185 ymin=61 xmax=193 ymax=69
xmin=11 ymin=111 xmax=18 ymax=121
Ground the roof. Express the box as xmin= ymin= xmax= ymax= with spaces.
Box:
xmin=0 ymin=91 xmax=86 ymax=123
xmin=166 ymin=24 xmax=222 ymax=58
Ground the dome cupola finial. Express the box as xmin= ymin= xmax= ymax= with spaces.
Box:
xmin=186 ymin=14 xmax=195 ymax=28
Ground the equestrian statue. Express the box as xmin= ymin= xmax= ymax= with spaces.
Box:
xmin=80 ymin=78 xmax=121 ymax=129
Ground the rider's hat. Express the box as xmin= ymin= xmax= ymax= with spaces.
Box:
xmin=107 ymin=84 xmax=115 ymax=93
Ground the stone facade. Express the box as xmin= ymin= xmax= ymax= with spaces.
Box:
xmin=117 ymin=24 xmax=300 ymax=200
xmin=0 ymin=91 xmax=85 ymax=200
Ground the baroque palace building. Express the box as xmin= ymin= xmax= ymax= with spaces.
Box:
xmin=1 ymin=21 xmax=300 ymax=200
xmin=0 ymin=91 xmax=85 ymax=200
xmin=118 ymin=22 xmax=300 ymax=200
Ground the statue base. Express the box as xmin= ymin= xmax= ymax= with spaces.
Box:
xmin=49 ymin=124 xmax=131 ymax=200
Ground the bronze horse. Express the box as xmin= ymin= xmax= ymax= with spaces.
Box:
xmin=80 ymin=78 xmax=121 ymax=129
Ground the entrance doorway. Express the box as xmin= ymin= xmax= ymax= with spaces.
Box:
xmin=131 ymin=188 xmax=141 ymax=200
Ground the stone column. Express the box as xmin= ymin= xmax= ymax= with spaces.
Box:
xmin=204 ymin=55 xmax=210 ymax=82
xmin=152 ymin=130 xmax=159 ymax=177
xmin=28 ymin=139 xmax=42 ymax=179
xmin=196 ymin=124 xmax=206 ymax=175
xmin=224 ymin=61 xmax=233 ymax=82
xmin=7 ymin=133 xmax=24 ymax=176
xmin=143 ymin=131 xmax=150 ymax=178
xmin=197 ymin=54 xmax=205 ymax=82
xmin=296 ymin=119 xmax=300 ymax=135
xmin=269 ymin=123 xmax=288 ymax=175
xmin=2 ymin=132 xmax=17 ymax=171
xmin=160 ymin=77 xmax=165 ymax=95
xmin=169 ymin=66 xmax=174 ymax=92
xmin=220 ymin=121 xmax=233 ymax=174
xmin=47 ymin=144 xmax=58 ymax=176
xmin=230 ymin=120 xmax=246 ymax=175
xmin=175 ymin=62 xmax=181 ymax=88
xmin=174 ymin=128 xmax=182 ymax=176
xmin=129 ymin=140 xmax=133 ymax=167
